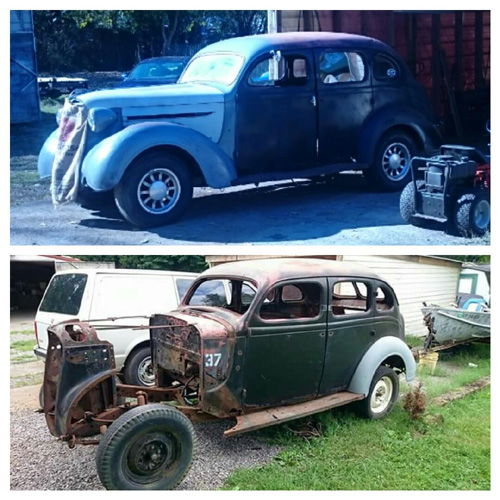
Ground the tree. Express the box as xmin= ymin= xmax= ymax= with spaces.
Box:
xmin=75 ymin=255 xmax=208 ymax=273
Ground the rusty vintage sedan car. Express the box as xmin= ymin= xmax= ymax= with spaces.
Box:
xmin=38 ymin=32 xmax=440 ymax=228
xmin=42 ymin=258 xmax=416 ymax=490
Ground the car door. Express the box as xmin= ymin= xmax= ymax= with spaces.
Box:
xmin=314 ymin=48 xmax=373 ymax=164
xmin=319 ymin=278 xmax=375 ymax=395
xmin=234 ymin=49 xmax=317 ymax=175
xmin=243 ymin=278 xmax=328 ymax=407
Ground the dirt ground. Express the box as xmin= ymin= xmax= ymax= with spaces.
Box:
xmin=10 ymin=78 xmax=490 ymax=246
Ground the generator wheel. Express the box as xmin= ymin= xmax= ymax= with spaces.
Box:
xmin=454 ymin=191 xmax=490 ymax=237
xmin=399 ymin=180 xmax=424 ymax=224
xmin=96 ymin=404 xmax=196 ymax=490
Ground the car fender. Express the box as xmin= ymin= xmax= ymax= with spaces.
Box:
xmin=356 ymin=105 xmax=441 ymax=165
xmin=122 ymin=333 xmax=151 ymax=363
xmin=38 ymin=129 xmax=59 ymax=179
xmin=348 ymin=336 xmax=417 ymax=396
xmin=82 ymin=121 xmax=237 ymax=191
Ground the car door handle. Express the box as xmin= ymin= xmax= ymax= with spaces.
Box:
xmin=310 ymin=95 xmax=317 ymax=107
xmin=370 ymin=330 xmax=376 ymax=336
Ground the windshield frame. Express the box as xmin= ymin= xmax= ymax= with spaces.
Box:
xmin=182 ymin=275 xmax=258 ymax=316
xmin=179 ymin=52 xmax=246 ymax=86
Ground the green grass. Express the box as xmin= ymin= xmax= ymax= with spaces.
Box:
xmin=11 ymin=339 xmax=37 ymax=351
xmin=405 ymin=334 xmax=424 ymax=348
xmin=224 ymin=388 xmax=490 ymax=490
xmin=223 ymin=343 xmax=490 ymax=491
xmin=415 ymin=343 xmax=490 ymax=399
xmin=10 ymin=330 xmax=35 ymax=336
xmin=10 ymin=372 xmax=43 ymax=389
xmin=40 ymin=96 xmax=65 ymax=114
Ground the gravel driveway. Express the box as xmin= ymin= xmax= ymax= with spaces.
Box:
xmin=10 ymin=174 xmax=488 ymax=246
xmin=10 ymin=408 xmax=280 ymax=490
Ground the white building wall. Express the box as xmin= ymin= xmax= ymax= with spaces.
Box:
xmin=339 ymin=255 xmax=461 ymax=337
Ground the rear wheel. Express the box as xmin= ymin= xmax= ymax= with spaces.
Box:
xmin=454 ymin=191 xmax=490 ymax=237
xmin=114 ymin=151 xmax=193 ymax=228
xmin=368 ymin=131 xmax=417 ymax=191
xmin=358 ymin=366 xmax=399 ymax=419
xmin=400 ymin=180 xmax=425 ymax=224
xmin=96 ymin=404 xmax=196 ymax=490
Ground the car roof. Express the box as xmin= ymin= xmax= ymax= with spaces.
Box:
xmin=200 ymin=258 xmax=383 ymax=287
xmin=197 ymin=31 xmax=394 ymax=59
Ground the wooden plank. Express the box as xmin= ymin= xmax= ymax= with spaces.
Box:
xmin=431 ymin=13 xmax=442 ymax=116
xmin=224 ymin=391 xmax=364 ymax=437
xmin=455 ymin=11 xmax=463 ymax=91
xmin=475 ymin=11 xmax=484 ymax=89
xmin=440 ymin=48 xmax=463 ymax=138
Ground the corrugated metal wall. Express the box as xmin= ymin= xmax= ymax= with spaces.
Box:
xmin=340 ymin=255 xmax=461 ymax=336
xmin=10 ymin=10 xmax=40 ymax=123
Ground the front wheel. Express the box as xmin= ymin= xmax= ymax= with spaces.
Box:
xmin=454 ymin=191 xmax=490 ymax=237
xmin=96 ymin=404 xmax=197 ymax=490
xmin=368 ymin=131 xmax=417 ymax=191
xmin=114 ymin=151 xmax=193 ymax=228
xmin=400 ymin=180 xmax=425 ymax=224
xmin=358 ymin=366 xmax=399 ymax=419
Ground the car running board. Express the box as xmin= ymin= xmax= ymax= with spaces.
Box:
xmin=224 ymin=391 xmax=364 ymax=438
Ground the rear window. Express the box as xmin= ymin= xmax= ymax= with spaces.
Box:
xmin=39 ymin=273 xmax=87 ymax=315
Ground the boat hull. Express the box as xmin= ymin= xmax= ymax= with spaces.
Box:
xmin=422 ymin=306 xmax=490 ymax=344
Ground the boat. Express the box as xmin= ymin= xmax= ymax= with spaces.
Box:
xmin=421 ymin=305 xmax=490 ymax=346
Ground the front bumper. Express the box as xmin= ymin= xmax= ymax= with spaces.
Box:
xmin=33 ymin=346 xmax=47 ymax=361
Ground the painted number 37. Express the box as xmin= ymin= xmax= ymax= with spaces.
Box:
xmin=204 ymin=353 xmax=222 ymax=367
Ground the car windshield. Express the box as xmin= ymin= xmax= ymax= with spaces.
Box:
xmin=179 ymin=53 xmax=244 ymax=85
xmin=128 ymin=60 xmax=186 ymax=80
xmin=185 ymin=278 xmax=257 ymax=315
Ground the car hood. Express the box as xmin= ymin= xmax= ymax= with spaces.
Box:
xmin=162 ymin=308 xmax=238 ymax=340
xmin=79 ymin=82 xmax=225 ymax=142
xmin=79 ymin=82 xmax=224 ymax=109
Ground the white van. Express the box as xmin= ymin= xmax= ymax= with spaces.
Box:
xmin=34 ymin=268 xmax=198 ymax=386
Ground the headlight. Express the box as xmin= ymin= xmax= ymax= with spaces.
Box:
xmin=87 ymin=107 xmax=117 ymax=133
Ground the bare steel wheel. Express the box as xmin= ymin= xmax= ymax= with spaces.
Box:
xmin=137 ymin=168 xmax=182 ymax=215
xmin=96 ymin=404 xmax=197 ymax=490
xmin=358 ymin=365 xmax=399 ymax=419
xmin=124 ymin=346 xmax=155 ymax=387
xmin=114 ymin=151 xmax=193 ymax=228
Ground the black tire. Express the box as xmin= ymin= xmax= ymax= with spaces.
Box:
xmin=114 ymin=151 xmax=193 ymax=228
xmin=454 ymin=191 xmax=490 ymax=237
xmin=38 ymin=384 xmax=44 ymax=409
xmin=96 ymin=404 xmax=196 ymax=490
xmin=76 ymin=184 xmax=115 ymax=209
xmin=400 ymin=180 xmax=425 ymax=223
xmin=123 ymin=346 xmax=155 ymax=387
xmin=358 ymin=366 xmax=399 ymax=419
xmin=367 ymin=131 xmax=418 ymax=191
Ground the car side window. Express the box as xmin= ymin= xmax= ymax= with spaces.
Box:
xmin=319 ymin=51 xmax=365 ymax=84
xmin=331 ymin=281 xmax=370 ymax=316
xmin=248 ymin=55 xmax=308 ymax=87
xmin=260 ymin=282 xmax=321 ymax=320
xmin=375 ymin=285 xmax=395 ymax=312
xmin=373 ymin=53 xmax=400 ymax=81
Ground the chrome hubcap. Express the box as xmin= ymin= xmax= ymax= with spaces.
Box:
xmin=382 ymin=143 xmax=411 ymax=181
xmin=474 ymin=200 xmax=490 ymax=229
xmin=137 ymin=168 xmax=181 ymax=214
xmin=370 ymin=376 xmax=393 ymax=414
xmin=137 ymin=356 xmax=155 ymax=386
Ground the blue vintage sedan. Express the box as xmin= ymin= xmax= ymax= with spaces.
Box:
xmin=38 ymin=32 xmax=441 ymax=228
